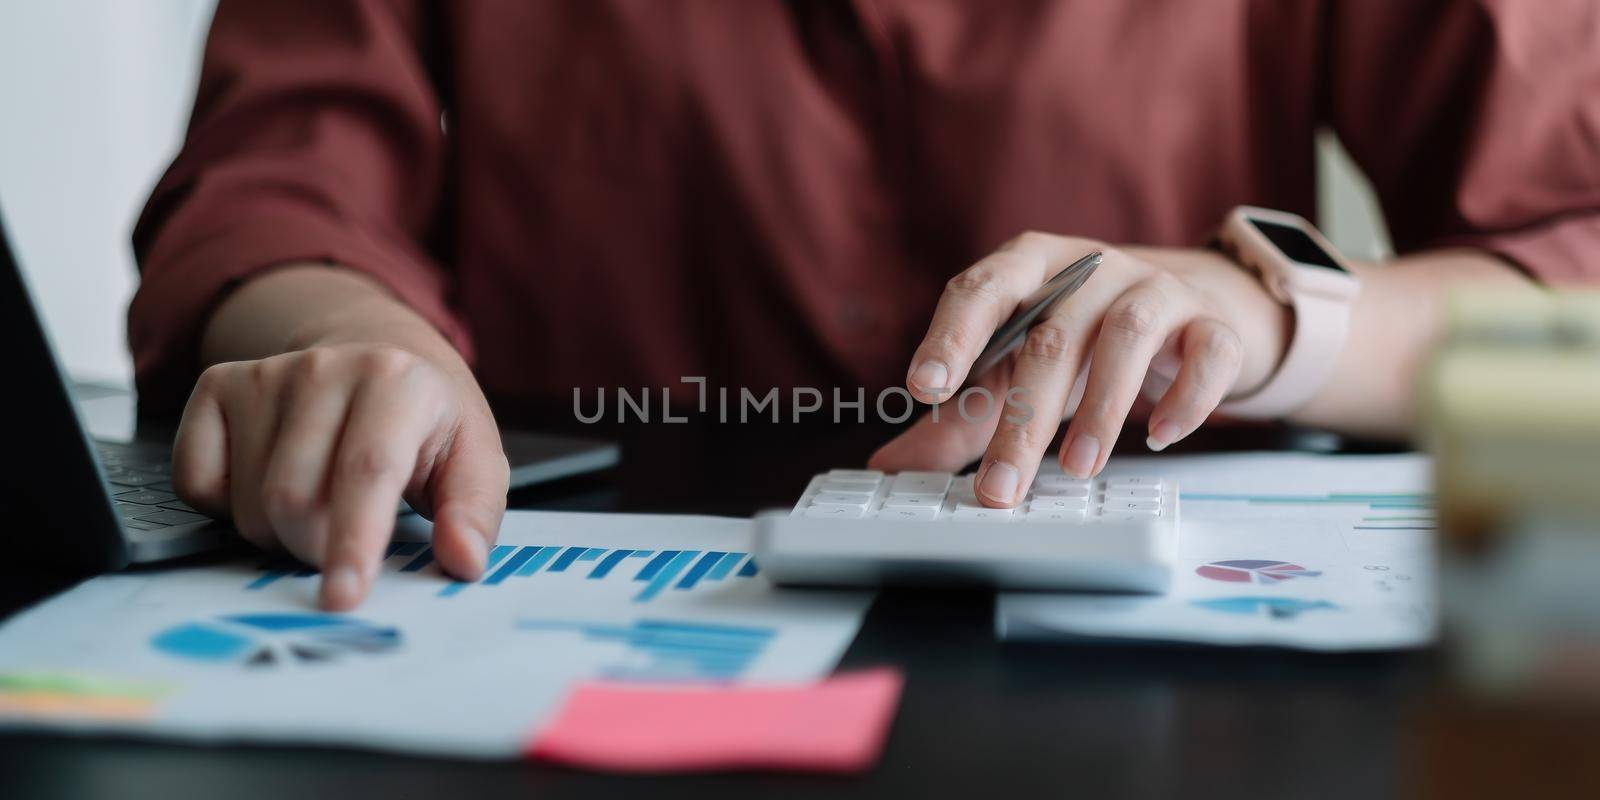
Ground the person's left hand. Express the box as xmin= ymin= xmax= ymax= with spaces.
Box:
xmin=869 ymin=232 xmax=1290 ymax=508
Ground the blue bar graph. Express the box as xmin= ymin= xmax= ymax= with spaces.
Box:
xmin=244 ymin=542 xmax=758 ymax=601
xmin=516 ymin=546 xmax=558 ymax=576
xmin=245 ymin=565 xmax=293 ymax=590
xmin=247 ymin=541 xmax=432 ymax=589
xmin=548 ymin=546 xmax=589 ymax=573
xmin=636 ymin=551 xmax=681 ymax=582
xmin=439 ymin=545 xmax=516 ymax=596
xmin=484 ymin=546 xmax=539 ymax=585
xmin=516 ymin=618 xmax=777 ymax=681
xmin=590 ymin=549 xmax=635 ymax=579
xmin=637 ymin=551 xmax=699 ymax=602
xmin=705 ymin=552 xmax=742 ymax=581
xmin=400 ymin=549 xmax=434 ymax=573
xmin=676 ymin=552 xmax=727 ymax=591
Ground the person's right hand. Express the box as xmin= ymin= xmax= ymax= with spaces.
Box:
xmin=171 ymin=343 xmax=510 ymax=610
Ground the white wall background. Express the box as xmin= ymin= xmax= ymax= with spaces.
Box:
xmin=0 ymin=2 xmax=1390 ymax=387
xmin=0 ymin=0 xmax=216 ymax=385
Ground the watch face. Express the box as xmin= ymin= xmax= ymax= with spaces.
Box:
xmin=1248 ymin=218 xmax=1346 ymax=272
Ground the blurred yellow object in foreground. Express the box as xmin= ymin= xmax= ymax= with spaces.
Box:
xmin=1426 ymin=287 xmax=1600 ymax=698
xmin=1428 ymin=288 xmax=1600 ymax=547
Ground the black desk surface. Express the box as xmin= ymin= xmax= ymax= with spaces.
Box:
xmin=0 ymin=420 xmax=1430 ymax=799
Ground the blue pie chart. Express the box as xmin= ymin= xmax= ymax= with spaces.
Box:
xmin=152 ymin=613 xmax=401 ymax=667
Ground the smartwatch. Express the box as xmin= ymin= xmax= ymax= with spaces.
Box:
xmin=1215 ymin=206 xmax=1361 ymax=419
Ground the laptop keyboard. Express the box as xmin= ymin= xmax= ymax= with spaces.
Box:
xmin=96 ymin=441 xmax=210 ymax=530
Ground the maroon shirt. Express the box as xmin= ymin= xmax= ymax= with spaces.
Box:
xmin=131 ymin=0 xmax=1600 ymax=410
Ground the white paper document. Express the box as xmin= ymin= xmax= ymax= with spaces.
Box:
xmin=0 ymin=512 xmax=873 ymax=758
xmin=998 ymin=453 xmax=1435 ymax=651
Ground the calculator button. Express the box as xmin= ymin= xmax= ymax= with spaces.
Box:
xmin=1034 ymin=475 xmax=1091 ymax=491
xmin=1106 ymin=477 xmax=1162 ymax=489
xmin=1106 ymin=500 xmax=1160 ymax=511
xmin=803 ymin=506 xmax=866 ymax=520
xmin=882 ymin=494 xmax=943 ymax=509
xmin=952 ymin=497 xmax=992 ymax=511
xmin=810 ymin=493 xmax=872 ymax=508
xmin=819 ymin=479 xmax=878 ymax=495
xmin=891 ymin=471 xmax=952 ymax=495
xmin=1105 ymin=487 xmax=1161 ymax=499
xmin=875 ymin=506 xmax=938 ymax=521
xmin=952 ymin=508 xmax=1014 ymax=522
xmin=1032 ymin=485 xmax=1090 ymax=499
xmin=1030 ymin=497 xmax=1088 ymax=512
xmin=827 ymin=469 xmax=883 ymax=482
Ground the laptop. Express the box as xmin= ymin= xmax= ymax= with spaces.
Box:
xmin=0 ymin=209 xmax=618 ymax=573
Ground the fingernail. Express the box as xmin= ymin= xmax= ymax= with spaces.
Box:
xmin=1063 ymin=434 xmax=1101 ymax=478
xmin=978 ymin=460 xmax=1020 ymax=504
xmin=321 ymin=567 xmax=362 ymax=609
xmin=909 ymin=360 xmax=950 ymax=395
xmin=1146 ymin=419 xmax=1182 ymax=452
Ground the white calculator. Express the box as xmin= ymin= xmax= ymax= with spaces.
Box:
xmin=754 ymin=469 xmax=1179 ymax=593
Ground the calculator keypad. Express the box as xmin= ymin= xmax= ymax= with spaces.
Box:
xmin=792 ymin=469 xmax=1165 ymax=523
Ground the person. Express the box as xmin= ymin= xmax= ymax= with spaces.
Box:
xmin=129 ymin=1 xmax=1599 ymax=610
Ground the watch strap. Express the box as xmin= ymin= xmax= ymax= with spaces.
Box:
xmin=1218 ymin=290 xmax=1351 ymax=419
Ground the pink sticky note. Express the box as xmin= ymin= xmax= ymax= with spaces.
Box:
xmin=527 ymin=668 xmax=904 ymax=773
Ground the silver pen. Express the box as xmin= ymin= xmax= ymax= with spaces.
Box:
xmin=967 ymin=251 xmax=1103 ymax=381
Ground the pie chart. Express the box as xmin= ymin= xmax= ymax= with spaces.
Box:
xmin=1196 ymin=559 xmax=1321 ymax=585
xmin=152 ymin=613 xmax=401 ymax=668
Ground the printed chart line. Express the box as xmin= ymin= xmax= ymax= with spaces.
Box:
xmin=1182 ymin=492 xmax=1435 ymax=511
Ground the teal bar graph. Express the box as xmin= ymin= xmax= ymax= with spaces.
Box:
xmin=246 ymin=542 xmax=757 ymax=601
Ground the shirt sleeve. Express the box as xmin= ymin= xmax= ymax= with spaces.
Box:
xmin=1325 ymin=0 xmax=1600 ymax=284
xmin=129 ymin=0 xmax=469 ymax=411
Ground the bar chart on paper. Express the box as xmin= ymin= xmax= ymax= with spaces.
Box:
xmin=245 ymin=542 xmax=761 ymax=602
xmin=517 ymin=618 xmax=777 ymax=681
xmin=1180 ymin=488 xmax=1438 ymax=536
xmin=1000 ymin=454 xmax=1438 ymax=651
xmin=1181 ymin=491 xmax=1435 ymax=513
